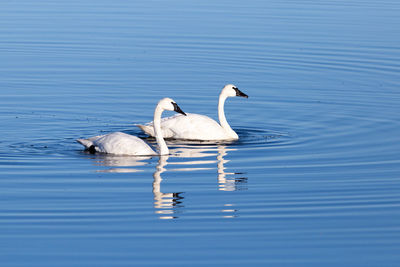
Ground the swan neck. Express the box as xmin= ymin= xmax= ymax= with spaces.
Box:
xmin=153 ymin=155 xmax=168 ymax=193
xmin=218 ymin=93 xmax=236 ymax=137
xmin=217 ymin=145 xmax=228 ymax=186
xmin=153 ymin=106 xmax=168 ymax=155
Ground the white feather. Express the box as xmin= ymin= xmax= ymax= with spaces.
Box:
xmin=77 ymin=98 xmax=185 ymax=155
xmin=137 ymin=84 xmax=248 ymax=141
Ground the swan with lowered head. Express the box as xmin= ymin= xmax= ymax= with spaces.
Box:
xmin=77 ymin=98 xmax=186 ymax=155
xmin=137 ymin=84 xmax=248 ymax=141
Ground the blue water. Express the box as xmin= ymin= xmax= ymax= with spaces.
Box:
xmin=1 ymin=0 xmax=400 ymax=266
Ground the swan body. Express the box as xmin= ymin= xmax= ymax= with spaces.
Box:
xmin=77 ymin=98 xmax=186 ymax=155
xmin=137 ymin=84 xmax=248 ymax=141
xmin=77 ymin=132 xmax=156 ymax=156
xmin=138 ymin=113 xmax=232 ymax=140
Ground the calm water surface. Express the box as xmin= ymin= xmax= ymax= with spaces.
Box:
xmin=1 ymin=0 xmax=400 ymax=266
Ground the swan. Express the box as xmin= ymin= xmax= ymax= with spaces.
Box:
xmin=137 ymin=84 xmax=248 ymax=141
xmin=77 ymin=98 xmax=186 ymax=155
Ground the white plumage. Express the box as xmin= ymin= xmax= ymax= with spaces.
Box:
xmin=137 ymin=84 xmax=248 ymax=141
xmin=77 ymin=98 xmax=186 ymax=155
xmin=77 ymin=132 xmax=156 ymax=155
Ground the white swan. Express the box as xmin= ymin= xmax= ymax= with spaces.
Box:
xmin=137 ymin=84 xmax=248 ymax=141
xmin=77 ymin=98 xmax=186 ymax=155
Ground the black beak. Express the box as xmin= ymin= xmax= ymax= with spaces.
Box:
xmin=172 ymin=102 xmax=187 ymax=116
xmin=233 ymin=87 xmax=248 ymax=98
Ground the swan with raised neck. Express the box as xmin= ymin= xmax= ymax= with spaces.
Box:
xmin=137 ymin=84 xmax=248 ymax=141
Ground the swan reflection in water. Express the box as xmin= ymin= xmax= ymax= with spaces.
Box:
xmin=216 ymin=145 xmax=247 ymax=192
xmin=154 ymin=145 xmax=247 ymax=219
xmin=91 ymin=154 xmax=151 ymax=173
xmin=87 ymin=144 xmax=247 ymax=219
xmin=171 ymin=144 xmax=248 ymax=192
xmin=152 ymin=155 xmax=184 ymax=220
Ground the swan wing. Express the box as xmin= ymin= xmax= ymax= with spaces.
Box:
xmin=167 ymin=114 xmax=228 ymax=140
xmin=95 ymin=132 xmax=156 ymax=155
xmin=78 ymin=132 xmax=156 ymax=155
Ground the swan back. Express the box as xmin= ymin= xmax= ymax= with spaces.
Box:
xmin=79 ymin=132 xmax=156 ymax=155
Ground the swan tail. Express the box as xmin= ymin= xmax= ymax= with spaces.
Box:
xmin=136 ymin=114 xmax=186 ymax=137
xmin=76 ymin=134 xmax=104 ymax=149
xmin=136 ymin=124 xmax=155 ymax=137
xmin=76 ymin=138 xmax=94 ymax=149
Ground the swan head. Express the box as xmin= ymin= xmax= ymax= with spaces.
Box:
xmin=158 ymin=97 xmax=186 ymax=116
xmin=222 ymin=84 xmax=248 ymax=98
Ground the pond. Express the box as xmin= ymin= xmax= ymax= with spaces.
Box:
xmin=1 ymin=0 xmax=400 ymax=266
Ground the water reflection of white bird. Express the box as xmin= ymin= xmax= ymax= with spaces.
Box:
xmin=216 ymin=145 xmax=247 ymax=192
xmin=169 ymin=145 xmax=220 ymax=169
xmin=152 ymin=155 xmax=183 ymax=220
xmin=85 ymin=143 xmax=246 ymax=219
xmin=170 ymin=144 xmax=247 ymax=192
xmin=137 ymin=84 xmax=248 ymax=141
xmin=172 ymin=145 xmax=246 ymax=218
xmin=93 ymin=155 xmax=151 ymax=173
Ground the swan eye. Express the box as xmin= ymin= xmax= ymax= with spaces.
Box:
xmin=171 ymin=101 xmax=178 ymax=110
